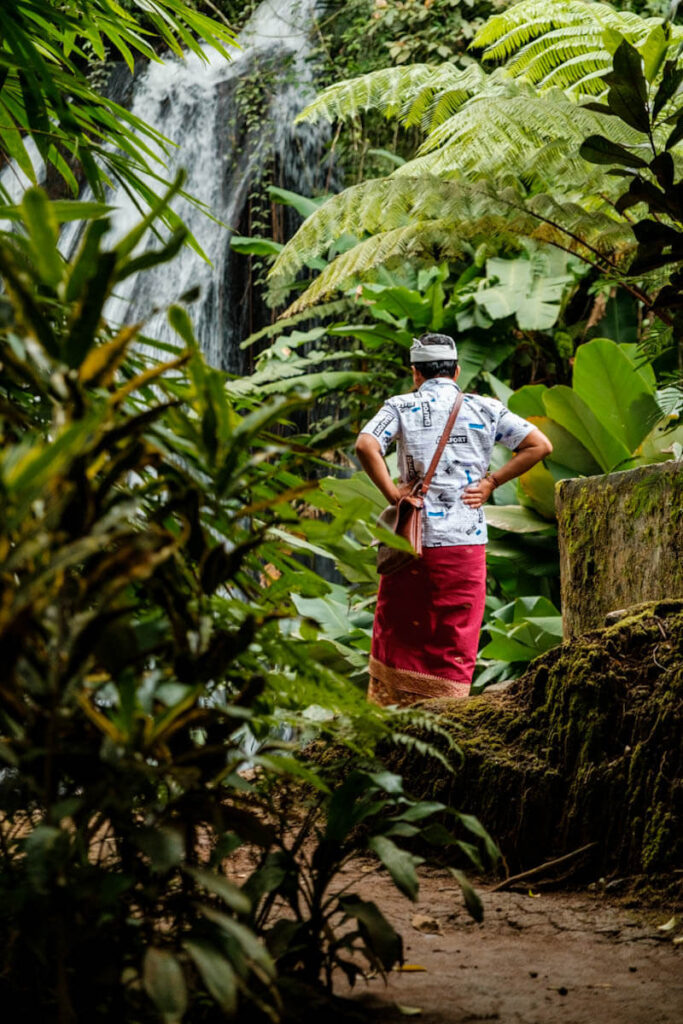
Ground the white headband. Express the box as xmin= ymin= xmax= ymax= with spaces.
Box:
xmin=410 ymin=336 xmax=458 ymax=363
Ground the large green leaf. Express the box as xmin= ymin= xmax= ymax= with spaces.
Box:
xmin=21 ymin=188 xmax=62 ymax=288
xmin=474 ymin=249 xmax=574 ymax=331
xmin=579 ymin=134 xmax=647 ymax=168
xmin=526 ymin=416 xmax=600 ymax=475
xmin=619 ymin=343 xmax=656 ymax=390
xmin=480 ymin=631 xmax=537 ymax=661
xmin=572 ymin=338 xmax=661 ymax=452
xmin=229 ymin=235 xmax=284 ymax=256
xmin=143 ymin=948 xmax=187 ymax=1024
xmin=338 ymin=896 xmax=403 ymax=971
xmin=456 ymin=339 xmax=516 ymax=390
xmin=508 ymin=384 xmax=548 ymax=418
xmin=543 ymin=386 xmax=630 ymax=472
xmin=485 ymin=504 xmax=556 ymax=534
xmin=604 ymin=38 xmax=650 ymax=134
xmin=184 ymin=940 xmax=237 ymax=1014
xmin=517 ymin=461 xmax=562 ymax=520
xmin=368 ymin=835 xmax=420 ymax=901
xmin=267 ymin=186 xmax=324 ymax=220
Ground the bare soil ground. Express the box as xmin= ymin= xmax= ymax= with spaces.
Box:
xmin=336 ymin=862 xmax=683 ymax=1024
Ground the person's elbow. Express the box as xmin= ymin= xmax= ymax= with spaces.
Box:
xmin=355 ymin=432 xmax=377 ymax=456
xmin=521 ymin=427 xmax=553 ymax=461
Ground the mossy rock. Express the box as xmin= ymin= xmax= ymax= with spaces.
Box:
xmin=390 ymin=600 xmax=683 ymax=877
xmin=557 ymin=462 xmax=683 ymax=637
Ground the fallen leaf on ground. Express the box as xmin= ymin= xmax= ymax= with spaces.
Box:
xmin=412 ymin=913 xmax=441 ymax=934
xmin=396 ymin=1006 xmax=422 ymax=1017
xmin=657 ymin=916 xmax=678 ymax=933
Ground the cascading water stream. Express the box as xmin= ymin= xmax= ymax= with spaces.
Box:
xmin=59 ymin=0 xmax=330 ymax=372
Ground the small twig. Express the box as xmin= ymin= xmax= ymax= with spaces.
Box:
xmin=489 ymin=842 xmax=598 ymax=892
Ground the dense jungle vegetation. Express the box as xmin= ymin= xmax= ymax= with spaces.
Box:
xmin=0 ymin=1 xmax=681 ymax=1020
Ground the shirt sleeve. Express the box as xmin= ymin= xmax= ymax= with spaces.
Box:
xmin=359 ymin=402 xmax=401 ymax=455
xmin=494 ymin=405 xmax=535 ymax=451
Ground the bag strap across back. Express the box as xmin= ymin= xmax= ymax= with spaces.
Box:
xmin=418 ymin=390 xmax=465 ymax=497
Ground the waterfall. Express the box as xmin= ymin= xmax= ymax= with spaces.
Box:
xmin=0 ymin=136 xmax=46 ymax=203
xmin=61 ymin=0 xmax=331 ymax=372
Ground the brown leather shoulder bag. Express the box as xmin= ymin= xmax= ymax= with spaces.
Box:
xmin=376 ymin=391 xmax=464 ymax=576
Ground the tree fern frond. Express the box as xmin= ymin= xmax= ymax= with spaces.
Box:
xmin=239 ymin=300 xmax=356 ymax=349
xmin=294 ymin=63 xmax=448 ymax=125
xmin=270 ymin=176 xmax=636 ymax=315
xmin=282 ymin=219 xmax=462 ymax=316
xmin=268 ymin=177 xmax=425 ymax=297
xmin=402 ymin=65 xmax=488 ymax=129
xmin=472 ymin=1 xmax=682 ymax=94
xmin=535 ymin=47 xmax=613 ymax=93
xmin=505 ymin=29 xmax=612 ymax=92
xmin=473 ymin=2 xmax=659 ymax=60
xmin=401 ymin=84 xmax=643 ymax=182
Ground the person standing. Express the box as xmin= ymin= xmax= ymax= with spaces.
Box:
xmin=355 ymin=333 xmax=553 ymax=707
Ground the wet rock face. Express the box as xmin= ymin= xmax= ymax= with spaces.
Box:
xmin=556 ymin=462 xmax=683 ymax=639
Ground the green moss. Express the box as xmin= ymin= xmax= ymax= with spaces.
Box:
xmin=389 ymin=600 xmax=683 ymax=877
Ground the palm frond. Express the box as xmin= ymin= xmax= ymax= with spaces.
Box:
xmin=0 ymin=1 xmax=237 ymax=204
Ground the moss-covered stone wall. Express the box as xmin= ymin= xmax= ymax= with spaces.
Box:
xmin=390 ymin=601 xmax=683 ymax=879
xmin=556 ymin=461 xmax=683 ymax=638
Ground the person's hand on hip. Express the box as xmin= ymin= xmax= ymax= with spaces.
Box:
xmin=462 ymin=477 xmax=496 ymax=509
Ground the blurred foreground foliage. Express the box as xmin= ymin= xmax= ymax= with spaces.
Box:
xmin=0 ymin=187 xmax=493 ymax=1020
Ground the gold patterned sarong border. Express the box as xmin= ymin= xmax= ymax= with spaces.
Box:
xmin=368 ymin=655 xmax=470 ymax=707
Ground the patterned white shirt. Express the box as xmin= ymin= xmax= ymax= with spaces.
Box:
xmin=360 ymin=377 xmax=534 ymax=547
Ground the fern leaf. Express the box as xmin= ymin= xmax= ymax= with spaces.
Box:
xmin=269 ymin=177 xmax=636 ymax=315
xmin=282 ymin=218 xmax=461 ymax=316
xmin=295 ymin=63 xmax=445 ymax=125
xmin=473 ymin=1 xmax=658 ymax=60
xmin=268 ymin=177 xmax=423 ymax=297
xmin=402 ymin=65 xmax=488 ymax=130
xmin=239 ymin=300 xmax=355 ymax=349
xmin=472 ymin=1 xmax=682 ymax=94
xmin=398 ymin=83 xmax=643 ymax=185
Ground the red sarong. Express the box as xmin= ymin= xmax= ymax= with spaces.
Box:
xmin=368 ymin=545 xmax=486 ymax=707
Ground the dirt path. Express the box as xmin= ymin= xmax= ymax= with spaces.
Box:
xmin=337 ymin=864 xmax=683 ymax=1024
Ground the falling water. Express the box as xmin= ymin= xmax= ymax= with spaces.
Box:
xmin=60 ymin=0 xmax=330 ymax=372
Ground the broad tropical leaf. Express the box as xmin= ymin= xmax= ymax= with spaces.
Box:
xmin=572 ymin=338 xmax=662 ymax=452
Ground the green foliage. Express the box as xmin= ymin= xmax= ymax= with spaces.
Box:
xmin=0 ymin=180 xmax=498 ymax=1017
xmin=275 ymin=2 xmax=683 ymax=329
xmin=472 ymin=0 xmax=682 ymax=94
xmin=267 ymin=174 xmax=632 ymax=315
xmin=242 ymin=766 xmax=496 ymax=991
xmin=505 ymin=338 xmax=679 ymax=522
xmin=577 ymin=33 xmax=683 ymax=345
xmin=0 ymin=2 xmax=236 ymax=219
xmin=474 ymin=594 xmax=564 ymax=690
xmin=363 ymin=0 xmax=507 ymax=65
